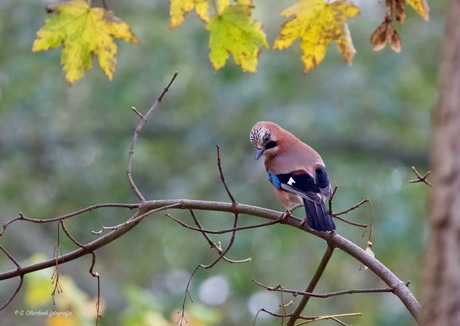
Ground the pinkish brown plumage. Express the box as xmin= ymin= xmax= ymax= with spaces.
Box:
xmin=250 ymin=121 xmax=335 ymax=231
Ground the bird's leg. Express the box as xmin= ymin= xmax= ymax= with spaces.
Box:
xmin=276 ymin=209 xmax=292 ymax=222
xmin=299 ymin=216 xmax=307 ymax=227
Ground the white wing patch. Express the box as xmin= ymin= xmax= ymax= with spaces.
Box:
xmin=287 ymin=177 xmax=296 ymax=186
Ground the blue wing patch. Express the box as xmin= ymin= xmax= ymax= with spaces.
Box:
xmin=268 ymin=170 xmax=322 ymax=204
xmin=276 ymin=171 xmax=320 ymax=193
xmin=268 ymin=171 xmax=282 ymax=189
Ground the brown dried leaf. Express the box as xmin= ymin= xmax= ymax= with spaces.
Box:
xmin=370 ymin=20 xmax=402 ymax=53
xmin=395 ymin=0 xmax=406 ymax=22
xmin=389 ymin=28 xmax=402 ymax=52
xmin=370 ymin=22 xmax=388 ymax=52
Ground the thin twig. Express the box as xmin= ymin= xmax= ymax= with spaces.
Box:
xmin=51 ymin=223 xmax=63 ymax=304
xmin=328 ymin=187 xmax=368 ymax=228
xmin=333 ymin=197 xmax=371 ymax=228
xmin=0 ymin=203 xmax=138 ymax=236
xmin=189 ymin=209 xmax=251 ymax=264
xmin=126 ymin=72 xmax=178 ymax=202
xmin=178 ymin=208 xmax=241 ymax=325
xmin=92 ymin=203 xmax=181 ymax=235
xmin=254 ymin=308 xmax=361 ymax=325
xmin=131 ymin=106 xmax=144 ymax=119
xmin=409 ymin=166 xmax=434 ymax=187
xmin=333 ymin=197 xmax=371 ymax=217
xmin=165 ymin=212 xmax=280 ymax=234
xmin=89 ymin=252 xmax=102 ymax=325
xmin=216 ymin=145 xmax=236 ymax=204
xmin=328 ymin=185 xmax=339 ymax=215
xmin=60 ymin=220 xmax=85 ymax=247
xmin=252 ymin=278 xmax=409 ymax=298
xmin=296 ymin=312 xmax=363 ymax=325
xmin=60 ymin=220 xmax=101 ymax=324
xmin=0 ymin=245 xmax=24 ymax=311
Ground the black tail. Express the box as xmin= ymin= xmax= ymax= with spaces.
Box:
xmin=303 ymin=198 xmax=336 ymax=231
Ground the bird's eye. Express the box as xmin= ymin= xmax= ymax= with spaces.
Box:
xmin=265 ymin=141 xmax=277 ymax=149
xmin=263 ymin=134 xmax=270 ymax=142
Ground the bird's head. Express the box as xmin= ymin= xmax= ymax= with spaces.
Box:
xmin=249 ymin=121 xmax=280 ymax=160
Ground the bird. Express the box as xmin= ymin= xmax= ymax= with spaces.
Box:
xmin=249 ymin=121 xmax=336 ymax=232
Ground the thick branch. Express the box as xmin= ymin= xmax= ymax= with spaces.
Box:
xmin=0 ymin=199 xmax=421 ymax=323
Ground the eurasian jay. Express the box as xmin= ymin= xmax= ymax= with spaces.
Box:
xmin=250 ymin=121 xmax=336 ymax=232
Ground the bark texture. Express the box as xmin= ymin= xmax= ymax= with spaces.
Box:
xmin=423 ymin=0 xmax=460 ymax=324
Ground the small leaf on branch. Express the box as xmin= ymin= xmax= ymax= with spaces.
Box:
xmin=206 ymin=5 xmax=268 ymax=72
xmin=274 ymin=0 xmax=360 ymax=73
xmin=32 ymin=0 xmax=139 ymax=85
xmin=170 ymin=0 xmax=210 ymax=29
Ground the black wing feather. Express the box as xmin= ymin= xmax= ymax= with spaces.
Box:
xmin=271 ymin=170 xmax=335 ymax=231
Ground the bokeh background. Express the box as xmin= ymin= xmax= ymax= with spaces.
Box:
xmin=0 ymin=0 xmax=446 ymax=325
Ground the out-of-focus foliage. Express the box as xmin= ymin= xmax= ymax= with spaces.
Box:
xmin=0 ymin=0 xmax=446 ymax=325
xmin=32 ymin=0 xmax=139 ymax=84
xmin=23 ymin=254 xmax=99 ymax=325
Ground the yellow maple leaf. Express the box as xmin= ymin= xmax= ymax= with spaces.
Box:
xmin=32 ymin=0 xmax=138 ymax=85
xmin=217 ymin=0 xmax=230 ymax=14
xmin=170 ymin=0 xmax=210 ymax=29
xmin=206 ymin=5 xmax=268 ymax=72
xmin=236 ymin=0 xmax=252 ymax=5
xmin=406 ymin=0 xmax=429 ymax=20
xmin=274 ymin=0 xmax=359 ymax=72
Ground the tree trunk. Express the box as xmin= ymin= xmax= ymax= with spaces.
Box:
xmin=422 ymin=0 xmax=460 ymax=324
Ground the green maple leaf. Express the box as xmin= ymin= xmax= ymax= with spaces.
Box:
xmin=206 ymin=4 xmax=268 ymax=72
xmin=32 ymin=0 xmax=138 ymax=84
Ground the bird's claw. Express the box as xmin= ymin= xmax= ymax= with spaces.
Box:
xmin=299 ymin=217 xmax=307 ymax=228
xmin=276 ymin=210 xmax=292 ymax=223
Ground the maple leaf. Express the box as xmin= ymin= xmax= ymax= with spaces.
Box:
xmin=170 ymin=0 xmax=210 ymax=29
xmin=206 ymin=5 xmax=268 ymax=72
xmin=32 ymin=0 xmax=138 ymax=85
xmin=236 ymin=0 xmax=252 ymax=4
xmin=406 ymin=0 xmax=429 ymax=20
xmin=274 ymin=0 xmax=360 ymax=73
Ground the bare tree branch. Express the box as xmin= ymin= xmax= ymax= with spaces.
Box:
xmin=60 ymin=220 xmax=102 ymax=324
xmin=409 ymin=166 xmax=433 ymax=187
xmin=188 ymin=209 xmax=251 ymax=264
xmin=0 ymin=199 xmax=420 ymax=322
xmin=216 ymin=145 xmax=237 ymax=204
xmin=1 ymin=203 xmax=138 ymax=236
xmin=126 ymin=72 xmax=178 ymax=202
xmin=0 ymin=245 xmax=24 ymax=311
xmin=254 ymin=308 xmax=362 ymax=325
xmin=252 ymin=278 xmax=410 ymax=298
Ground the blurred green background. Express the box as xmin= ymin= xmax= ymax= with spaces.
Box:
xmin=0 ymin=0 xmax=445 ymax=325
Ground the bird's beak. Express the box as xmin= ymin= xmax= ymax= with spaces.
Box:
xmin=255 ymin=147 xmax=265 ymax=160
